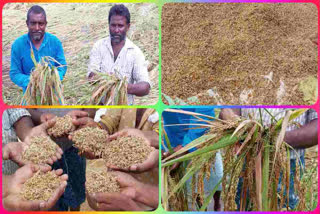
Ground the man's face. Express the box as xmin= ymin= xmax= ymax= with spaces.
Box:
xmin=26 ymin=12 xmax=47 ymax=42
xmin=109 ymin=15 xmax=130 ymax=44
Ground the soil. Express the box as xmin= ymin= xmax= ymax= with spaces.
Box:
xmin=162 ymin=3 xmax=318 ymax=105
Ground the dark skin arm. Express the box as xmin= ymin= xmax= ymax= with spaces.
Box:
xmin=127 ymin=82 xmax=150 ymax=96
xmin=27 ymin=109 xmax=42 ymax=125
xmin=284 ymin=119 xmax=318 ymax=149
xmin=14 ymin=116 xmax=35 ymax=141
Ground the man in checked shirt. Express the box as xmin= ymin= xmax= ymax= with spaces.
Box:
xmin=87 ymin=4 xmax=151 ymax=105
xmin=220 ymin=108 xmax=318 ymax=210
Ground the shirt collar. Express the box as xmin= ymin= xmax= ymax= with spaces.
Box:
xmin=106 ymin=36 xmax=134 ymax=53
xmin=27 ymin=32 xmax=48 ymax=50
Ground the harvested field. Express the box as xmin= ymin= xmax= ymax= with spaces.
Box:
xmin=162 ymin=3 xmax=318 ymax=105
xmin=103 ymin=136 xmax=153 ymax=168
xmin=86 ymin=170 xmax=120 ymax=194
xmin=47 ymin=115 xmax=75 ymax=137
xmin=2 ymin=3 xmax=159 ymax=105
xmin=21 ymin=170 xmax=61 ymax=201
xmin=22 ymin=136 xmax=59 ymax=164
xmin=72 ymin=127 xmax=109 ymax=157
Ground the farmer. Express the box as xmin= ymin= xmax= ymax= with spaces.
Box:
xmin=162 ymin=108 xmax=223 ymax=211
xmin=10 ymin=5 xmax=67 ymax=93
xmin=87 ymin=4 xmax=151 ymax=105
xmin=219 ymin=108 xmax=318 ymax=210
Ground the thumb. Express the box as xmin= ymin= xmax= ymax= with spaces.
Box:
xmin=42 ymin=119 xmax=56 ymax=130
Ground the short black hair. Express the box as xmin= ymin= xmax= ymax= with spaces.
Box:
xmin=108 ymin=4 xmax=130 ymax=24
xmin=27 ymin=5 xmax=46 ymax=23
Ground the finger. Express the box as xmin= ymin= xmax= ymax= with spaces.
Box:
xmin=41 ymin=119 xmax=56 ymax=131
xmin=72 ymin=110 xmax=89 ymax=119
xmin=2 ymin=144 xmax=11 ymax=160
xmin=55 ymin=152 xmax=62 ymax=160
xmin=106 ymin=164 xmax=125 ymax=171
xmin=108 ymin=130 xmax=127 ymax=141
xmin=72 ymin=117 xmax=89 ymax=127
xmin=51 ymin=155 xmax=58 ymax=163
xmin=54 ymin=169 xmax=64 ymax=176
xmin=46 ymin=157 xmax=54 ymax=165
xmin=129 ymin=150 xmax=158 ymax=172
xmin=96 ymin=203 xmax=119 ymax=211
xmin=121 ymin=187 xmax=136 ymax=198
xmin=94 ymin=192 xmax=114 ymax=203
xmin=41 ymin=180 xmax=67 ymax=210
xmin=20 ymin=200 xmax=42 ymax=211
xmin=39 ymin=164 xmax=51 ymax=172
xmin=87 ymin=193 xmax=99 ymax=210
xmin=60 ymin=174 xmax=68 ymax=181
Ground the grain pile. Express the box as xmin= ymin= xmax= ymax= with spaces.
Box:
xmin=86 ymin=170 xmax=120 ymax=194
xmin=103 ymin=136 xmax=153 ymax=168
xmin=47 ymin=115 xmax=75 ymax=137
xmin=21 ymin=171 xmax=61 ymax=201
xmin=72 ymin=127 xmax=109 ymax=157
xmin=22 ymin=136 xmax=59 ymax=164
xmin=162 ymin=3 xmax=318 ymax=105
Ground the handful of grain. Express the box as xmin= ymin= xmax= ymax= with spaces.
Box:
xmin=86 ymin=170 xmax=120 ymax=194
xmin=21 ymin=171 xmax=61 ymax=201
xmin=103 ymin=136 xmax=154 ymax=169
xmin=47 ymin=115 xmax=75 ymax=137
xmin=72 ymin=127 xmax=108 ymax=157
xmin=22 ymin=136 xmax=58 ymax=164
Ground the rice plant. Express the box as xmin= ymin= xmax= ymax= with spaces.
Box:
xmin=21 ymin=45 xmax=65 ymax=105
xmin=88 ymin=72 xmax=128 ymax=105
xmin=162 ymin=108 xmax=315 ymax=211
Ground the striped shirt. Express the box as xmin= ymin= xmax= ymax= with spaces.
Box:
xmin=2 ymin=109 xmax=31 ymax=175
xmin=241 ymin=108 xmax=317 ymax=159
xmin=88 ymin=36 xmax=151 ymax=105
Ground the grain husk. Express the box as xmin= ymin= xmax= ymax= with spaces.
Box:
xmin=72 ymin=127 xmax=109 ymax=157
xmin=103 ymin=136 xmax=154 ymax=168
xmin=21 ymin=170 xmax=61 ymax=201
xmin=22 ymin=136 xmax=59 ymax=164
xmin=86 ymin=170 xmax=120 ymax=194
xmin=47 ymin=115 xmax=75 ymax=137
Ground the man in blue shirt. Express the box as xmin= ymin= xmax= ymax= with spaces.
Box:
xmin=10 ymin=5 xmax=67 ymax=92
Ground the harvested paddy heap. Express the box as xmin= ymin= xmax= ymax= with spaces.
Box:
xmin=103 ymin=136 xmax=154 ymax=169
xmin=47 ymin=115 xmax=75 ymax=137
xmin=72 ymin=127 xmax=109 ymax=157
xmin=21 ymin=171 xmax=61 ymax=201
xmin=22 ymin=136 xmax=59 ymax=164
xmin=162 ymin=3 xmax=318 ymax=105
xmin=86 ymin=170 xmax=120 ymax=194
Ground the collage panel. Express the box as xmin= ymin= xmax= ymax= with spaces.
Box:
xmin=161 ymin=107 xmax=318 ymax=211
xmin=2 ymin=3 xmax=159 ymax=106
xmin=161 ymin=3 xmax=318 ymax=105
xmin=2 ymin=108 xmax=159 ymax=211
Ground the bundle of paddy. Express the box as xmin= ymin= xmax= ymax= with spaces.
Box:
xmin=21 ymin=50 xmax=65 ymax=105
xmin=86 ymin=170 xmax=120 ymax=194
xmin=162 ymin=109 xmax=315 ymax=211
xmin=21 ymin=170 xmax=61 ymax=201
xmin=89 ymin=72 xmax=128 ymax=105
xmin=72 ymin=127 xmax=109 ymax=157
xmin=103 ymin=136 xmax=153 ymax=169
xmin=22 ymin=136 xmax=59 ymax=164
xmin=47 ymin=115 xmax=75 ymax=137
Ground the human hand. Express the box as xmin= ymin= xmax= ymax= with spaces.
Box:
xmin=162 ymin=145 xmax=185 ymax=171
xmin=3 ymin=164 xmax=68 ymax=211
xmin=67 ymin=110 xmax=89 ymax=120
xmin=40 ymin=113 xmax=56 ymax=123
xmin=86 ymin=171 xmax=142 ymax=211
xmin=108 ymin=129 xmax=158 ymax=172
xmin=71 ymin=117 xmax=98 ymax=129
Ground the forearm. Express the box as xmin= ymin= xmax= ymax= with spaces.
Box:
xmin=135 ymin=184 xmax=158 ymax=208
xmin=14 ymin=116 xmax=35 ymax=141
xmin=141 ymin=131 xmax=159 ymax=149
xmin=27 ymin=109 xmax=42 ymax=125
xmin=284 ymin=119 xmax=318 ymax=148
xmin=127 ymin=82 xmax=150 ymax=96
xmin=2 ymin=175 xmax=13 ymax=197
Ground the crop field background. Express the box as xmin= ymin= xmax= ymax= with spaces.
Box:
xmin=2 ymin=3 xmax=159 ymax=105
